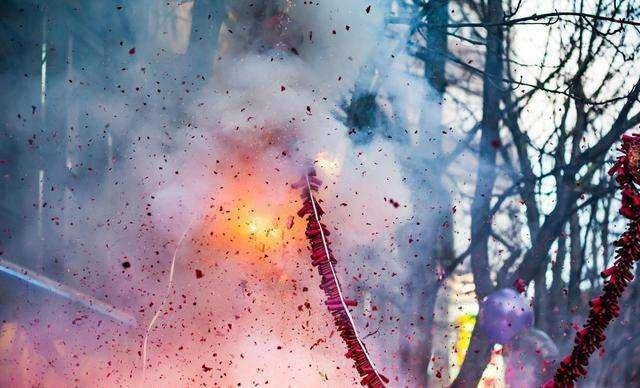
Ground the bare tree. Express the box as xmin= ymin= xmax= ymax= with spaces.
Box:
xmin=414 ymin=0 xmax=640 ymax=386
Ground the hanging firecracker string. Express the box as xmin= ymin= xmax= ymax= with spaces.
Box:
xmin=293 ymin=168 xmax=388 ymax=388
xmin=544 ymin=133 xmax=640 ymax=387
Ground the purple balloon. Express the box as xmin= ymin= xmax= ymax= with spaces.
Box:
xmin=479 ymin=288 xmax=533 ymax=343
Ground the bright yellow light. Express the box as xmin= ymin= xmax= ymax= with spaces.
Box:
xmin=315 ymin=151 xmax=341 ymax=176
xmin=247 ymin=221 xmax=259 ymax=234
xmin=243 ymin=216 xmax=282 ymax=246
xmin=245 ymin=216 xmax=277 ymax=235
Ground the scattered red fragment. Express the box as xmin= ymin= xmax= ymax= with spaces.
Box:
xmin=285 ymin=215 xmax=295 ymax=230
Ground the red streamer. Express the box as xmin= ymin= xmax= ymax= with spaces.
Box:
xmin=293 ymin=168 xmax=388 ymax=387
xmin=544 ymin=133 xmax=640 ymax=387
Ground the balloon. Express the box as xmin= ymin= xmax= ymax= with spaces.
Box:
xmin=504 ymin=328 xmax=559 ymax=387
xmin=479 ymin=288 xmax=533 ymax=344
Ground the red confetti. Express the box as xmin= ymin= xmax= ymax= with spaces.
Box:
xmin=195 ymin=269 xmax=203 ymax=279
xmin=285 ymin=215 xmax=294 ymax=230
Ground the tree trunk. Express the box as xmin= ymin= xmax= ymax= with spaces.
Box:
xmin=451 ymin=0 xmax=503 ymax=386
xmin=450 ymin=322 xmax=493 ymax=388
xmin=567 ymin=213 xmax=583 ymax=315
xmin=534 ymin=264 xmax=549 ymax=332
xmin=549 ymin=228 xmax=567 ymax=341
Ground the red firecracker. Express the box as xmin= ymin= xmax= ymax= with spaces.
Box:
xmin=544 ymin=133 xmax=640 ymax=387
xmin=292 ymin=168 xmax=388 ymax=388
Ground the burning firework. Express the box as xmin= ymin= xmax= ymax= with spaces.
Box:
xmin=294 ymin=168 xmax=388 ymax=387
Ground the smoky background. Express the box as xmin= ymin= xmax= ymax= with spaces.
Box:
xmin=1 ymin=1 xmax=640 ymax=387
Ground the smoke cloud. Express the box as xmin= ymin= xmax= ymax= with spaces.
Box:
xmin=0 ymin=1 xmax=444 ymax=386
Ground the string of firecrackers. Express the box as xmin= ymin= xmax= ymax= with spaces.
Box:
xmin=292 ymin=168 xmax=388 ymax=388
xmin=544 ymin=133 xmax=640 ymax=387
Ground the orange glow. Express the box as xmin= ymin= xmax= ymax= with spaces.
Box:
xmin=192 ymin=173 xmax=305 ymax=273
xmin=199 ymin=201 xmax=289 ymax=254
xmin=230 ymin=209 xmax=283 ymax=251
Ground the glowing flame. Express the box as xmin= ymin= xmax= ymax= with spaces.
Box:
xmin=199 ymin=198 xmax=295 ymax=258
xmin=244 ymin=215 xmax=282 ymax=246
